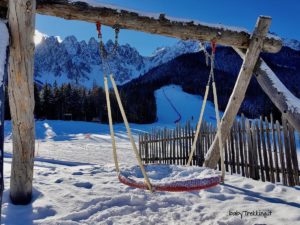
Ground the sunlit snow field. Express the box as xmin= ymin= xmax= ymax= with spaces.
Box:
xmin=1 ymin=85 xmax=300 ymax=225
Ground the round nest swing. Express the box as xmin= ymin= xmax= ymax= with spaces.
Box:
xmin=118 ymin=164 xmax=221 ymax=192
xmin=96 ymin=23 xmax=225 ymax=193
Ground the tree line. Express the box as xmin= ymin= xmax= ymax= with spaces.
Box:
xmin=4 ymin=81 xmax=157 ymax=124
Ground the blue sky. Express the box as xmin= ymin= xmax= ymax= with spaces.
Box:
xmin=36 ymin=0 xmax=300 ymax=56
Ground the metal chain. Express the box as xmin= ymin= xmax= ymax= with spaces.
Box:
xmin=98 ymin=26 xmax=120 ymax=77
xmin=99 ymin=26 xmax=120 ymax=62
xmin=199 ymin=41 xmax=216 ymax=86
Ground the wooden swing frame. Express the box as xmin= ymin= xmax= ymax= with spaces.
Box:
xmin=0 ymin=0 xmax=299 ymax=205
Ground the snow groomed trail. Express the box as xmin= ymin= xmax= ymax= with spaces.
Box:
xmin=162 ymin=88 xmax=182 ymax=123
xmin=154 ymin=85 xmax=219 ymax=125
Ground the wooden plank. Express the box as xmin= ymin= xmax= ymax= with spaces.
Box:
xmin=162 ymin=129 xmax=166 ymax=164
xmin=230 ymin=126 xmax=236 ymax=174
xmin=241 ymin=115 xmax=249 ymax=178
xmin=224 ymin=138 xmax=229 ymax=172
xmin=183 ymin=123 xmax=188 ymax=165
xmin=251 ymin=122 xmax=259 ymax=180
xmin=152 ymin=130 xmax=155 ymax=163
xmin=195 ymin=126 xmax=199 ymax=166
xmin=265 ymin=117 xmax=275 ymax=183
xmin=227 ymin=127 xmax=233 ymax=174
xmin=282 ymin=116 xmax=295 ymax=186
xmin=234 ymin=121 xmax=240 ymax=174
xmin=149 ymin=131 xmax=152 ymax=163
xmin=271 ymin=114 xmax=280 ymax=182
xmin=276 ymin=120 xmax=287 ymax=185
xmin=260 ymin=116 xmax=270 ymax=181
xmin=246 ymin=119 xmax=254 ymax=178
xmin=238 ymin=120 xmax=245 ymax=176
xmin=204 ymin=16 xmax=272 ymax=169
xmin=234 ymin=50 xmax=300 ymax=134
xmin=201 ymin=124 xmax=205 ymax=165
xmin=164 ymin=129 xmax=168 ymax=164
xmin=173 ymin=129 xmax=176 ymax=164
xmin=161 ymin=129 xmax=163 ymax=163
xmin=287 ymin=123 xmax=299 ymax=185
xmin=203 ymin=122 xmax=207 ymax=155
xmin=157 ymin=130 xmax=160 ymax=163
xmin=255 ymin=121 xmax=265 ymax=182
xmin=0 ymin=0 xmax=282 ymax=53
xmin=199 ymin=123 xmax=204 ymax=166
xmin=176 ymin=125 xmax=179 ymax=165
xmin=188 ymin=122 xmax=193 ymax=166
xmin=169 ymin=129 xmax=172 ymax=164
xmin=145 ymin=134 xmax=149 ymax=164
xmin=8 ymin=0 xmax=36 ymax=204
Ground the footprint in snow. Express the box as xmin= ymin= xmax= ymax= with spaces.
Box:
xmin=243 ymin=196 xmax=259 ymax=202
xmin=204 ymin=185 xmax=222 ymax=193
xmin=264 ymin=184 xmax=275 ymax=192
xmin=206 ymin=193 xmax=235 ymax=201
xmin=55 ymin=178 xmax=63 ymax=184
xmin=242 ymin=183 xmax=254 ymax=189
xmin=74 ymin=182 xmax=93 ymax=189
xmin=72 ymin=171 xmax=84 ymax=175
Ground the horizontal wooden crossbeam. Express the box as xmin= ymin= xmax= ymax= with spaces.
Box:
xmin=0 ymin=0 xmax=282 ymax=53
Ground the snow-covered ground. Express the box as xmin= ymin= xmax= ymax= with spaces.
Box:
xmin=2 ymin=120 xmax=300 ymax=225
xmin=1 ymin=85 xmax=300 ymax=224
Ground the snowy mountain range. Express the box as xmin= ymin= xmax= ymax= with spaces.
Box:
xmin=34 ymin=36 xmax=200 ymax=87
xmin=34 ymin=34 xmax=300 ymax=89
xmin=283 ymin=38 xmax=300 ymax=51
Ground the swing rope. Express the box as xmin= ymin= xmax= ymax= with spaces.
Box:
xmin=96 ymin=21 xmax=224 ymax=191
xmin=96 ymin=22 xmax=153 ymax=192
xmin=186 ymin=40 xmax=225 ymax=182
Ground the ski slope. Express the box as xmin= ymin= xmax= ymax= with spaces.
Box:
xmin=155 ymin=85 xmax=220 ymax=125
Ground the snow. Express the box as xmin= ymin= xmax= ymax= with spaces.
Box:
xmin=34 ymin=30 xmax=48 ymax=45
xmin=120 ymin=165 xmax=220 ymax=185
xmin=1 ymin=80 xmax=300 ymax=224
xmin=70 ymin=0 xmax=160 ymax=19
xmin=36 ymin=66 xmax=107 ymax=89
xmin=283 ymin=38 xmax=300 ymax=51
xmin=155 ymin=85 xmax=221 ymax=126
xmin=261 ymin=61 xmax=300 ymax=114
xmin=0 ymin=20 xmax=9 ymax=87
xmin=2 ymin=119 xmax=300 ymax=225
xmin=70 ymin=0 xmax=254 ymax=34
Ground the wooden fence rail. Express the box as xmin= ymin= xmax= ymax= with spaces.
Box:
xmin=138 ymin=115 xmax=300 ymax=186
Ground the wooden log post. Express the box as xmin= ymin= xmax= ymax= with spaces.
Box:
xmin=234 ymin=49 xmax=300 ymax=133
xmin=8 ymin=0 xmax=36 ymax=204
xmin=204 ymin=16 xmax=271 ymax=169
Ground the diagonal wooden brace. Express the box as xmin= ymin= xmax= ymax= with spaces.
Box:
xmin=204 ymin=16 xmax=272 ymax=169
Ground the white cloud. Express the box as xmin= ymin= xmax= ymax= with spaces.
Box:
xmin=34 ymin=30 xmax=48 ymax=45
xmin=34 ymin=30 xmax=63 ymax=45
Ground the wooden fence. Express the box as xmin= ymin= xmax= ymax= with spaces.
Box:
xmin=138 ymin=115 xmax=300 ymax=186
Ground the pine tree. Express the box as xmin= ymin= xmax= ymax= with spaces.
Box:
xmin=34 ymin=83 xmax=41 ymax=119
xmin=40 ymin=83 xmax=54 ymax=119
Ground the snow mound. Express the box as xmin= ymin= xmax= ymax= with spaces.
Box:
xmin=121 ymin=164 xmax=220 ymax=184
